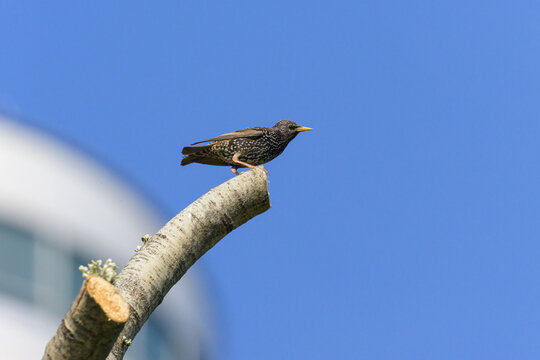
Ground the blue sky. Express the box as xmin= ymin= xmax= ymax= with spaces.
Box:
xmin=1 ymin=1 xmax=540 ymax=359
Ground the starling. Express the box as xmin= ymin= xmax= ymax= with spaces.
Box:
xmin=181 ymin=120 xmax=313 ymax=175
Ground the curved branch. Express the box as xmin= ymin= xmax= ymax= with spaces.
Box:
xmin=106 ymin=167 xmax=271 ymax=359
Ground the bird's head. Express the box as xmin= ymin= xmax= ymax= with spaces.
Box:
xmin=273 ymin=120 xmax=313 ymax=141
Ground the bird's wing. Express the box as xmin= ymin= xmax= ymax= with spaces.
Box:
xmin=190 ymin=127 xmax=267 ymax=145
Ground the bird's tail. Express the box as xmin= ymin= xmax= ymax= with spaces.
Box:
xmin=182 ymin=144 xmax=211 ymax=155
xmin=181 ymin=144 xmax=213 ymax=166
xmin=181 ymin=156 xmax=195 ymax=166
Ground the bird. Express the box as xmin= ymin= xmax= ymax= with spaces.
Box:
xmin=181 ymin=120 xmax=313 ymax=175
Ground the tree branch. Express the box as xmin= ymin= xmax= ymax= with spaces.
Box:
xmin=106 ymin=167 xmax=270 ymax=359
xmin=43 ymin=275 xmax=130 ymax=360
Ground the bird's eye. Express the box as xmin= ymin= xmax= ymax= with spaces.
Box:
xmin=289 ymin=124 xmax=296 ymax=130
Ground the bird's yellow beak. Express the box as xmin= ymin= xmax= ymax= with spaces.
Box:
xmin=296 ymin=126 xmax=314 ymax=132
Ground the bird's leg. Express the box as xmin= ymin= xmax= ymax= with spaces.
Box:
xmin=231 ymin=167 xmax=240 ymax=176
xmin=232 ymin=153 xmax=269 ymax=174
xmin=232 ymin=153 xmax=255 ymax=169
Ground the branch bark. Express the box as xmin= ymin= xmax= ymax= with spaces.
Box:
xmin=43 ymin=275 xmax=130 ymax=360
xmin=106 ymin=167 xmax=270 ymax=359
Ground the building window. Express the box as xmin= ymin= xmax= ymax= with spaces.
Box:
xmin=0 ymin=221 xmax=34 ymax=302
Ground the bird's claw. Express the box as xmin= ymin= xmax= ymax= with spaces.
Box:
xmin=231 ymin=166 xmax=269 ymax=176
xmin=257 ymin=165 xmax=269 ymax=174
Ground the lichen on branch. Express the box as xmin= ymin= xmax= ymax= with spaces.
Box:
xmin=79 ymin=258 xmax=119 ymax=283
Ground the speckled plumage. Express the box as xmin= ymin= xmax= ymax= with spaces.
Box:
xmin=181 ymin=120 xmax=313 ymax=175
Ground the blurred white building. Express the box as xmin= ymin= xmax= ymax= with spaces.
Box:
xmin=0 ymin=116 xmax=214 ymax=359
